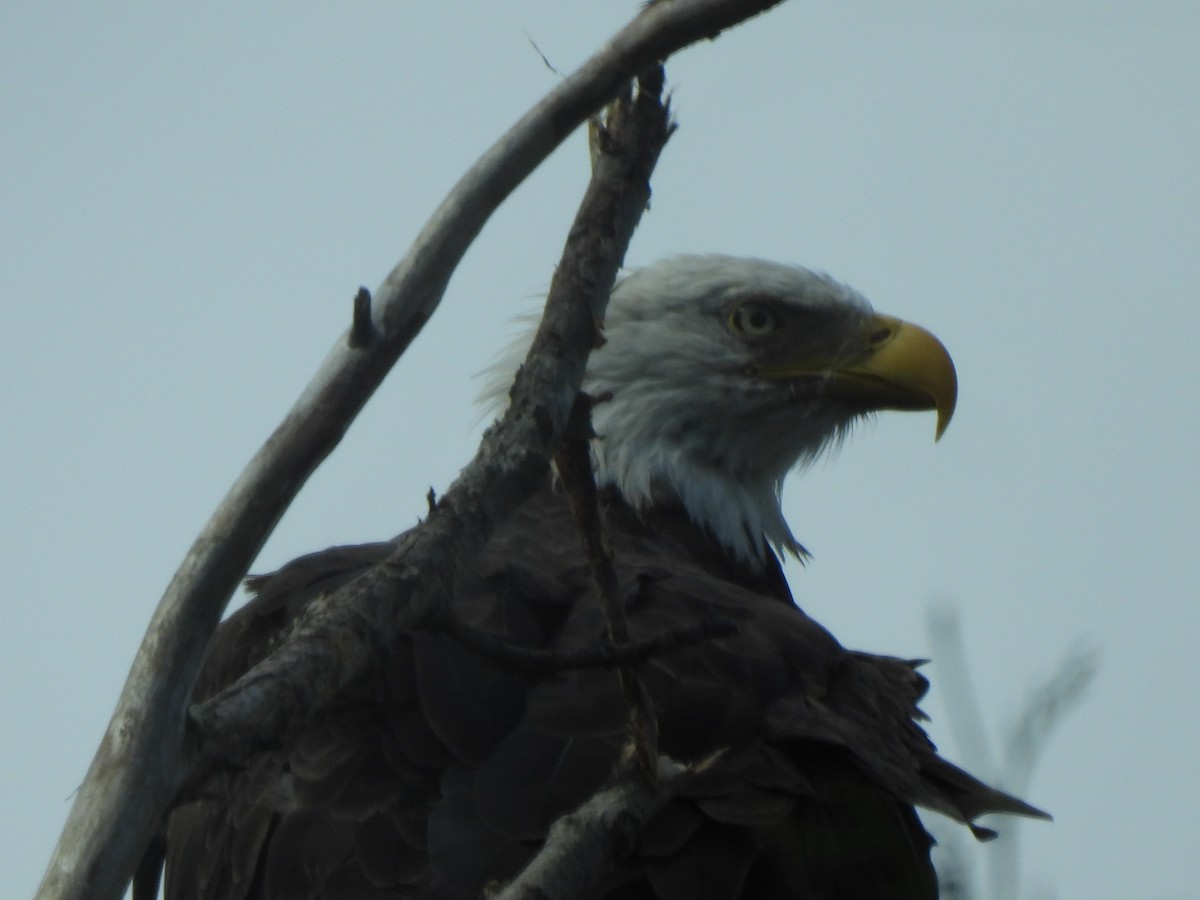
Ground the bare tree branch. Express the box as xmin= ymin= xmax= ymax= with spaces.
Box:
xmin=927 ymin=602 xmax=997 ymax=778
xmin=1002 ymin=642 xmax=1100 ymax=797
xmin=492 ymin=755 xmax=720 ymax=900
xmin=36 ymin=4 xmax=788 ymax=899
xmin=985 ymin=642 xmax=1098 ymax=900
xmin=191 ymin=60 xmax=672 ymax=763
xmin=555 ymin=388 xmax=662 ymax=774
xmin=925 ymin=603 xmax=1099 ymax=900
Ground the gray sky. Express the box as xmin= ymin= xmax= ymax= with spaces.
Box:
xmin=3 ymin=3 xmax=1197 ymax=898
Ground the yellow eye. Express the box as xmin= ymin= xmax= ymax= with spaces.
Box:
xmin=729 ymin=302 xmax=781 ymax=337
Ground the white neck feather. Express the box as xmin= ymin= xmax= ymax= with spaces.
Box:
xmin=585 ymin=390 xmax=802 ymax=565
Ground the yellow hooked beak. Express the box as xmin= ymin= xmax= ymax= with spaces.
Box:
xmin=763 ymin=314 xmax=958 ymax=440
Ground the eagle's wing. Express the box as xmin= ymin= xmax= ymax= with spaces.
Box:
xmin=159 ymin=484 xmax=1040 ymax=900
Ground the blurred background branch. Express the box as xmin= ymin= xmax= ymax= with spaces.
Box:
xmin=926 ymin=601 xmax=1101 ymax=900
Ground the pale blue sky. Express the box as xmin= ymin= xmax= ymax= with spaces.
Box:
xmin=3 ymin=3 xmax=1197 ymax=898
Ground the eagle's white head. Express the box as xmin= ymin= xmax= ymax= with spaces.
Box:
xmin=488 ymin=255 xmax=956 ymax=565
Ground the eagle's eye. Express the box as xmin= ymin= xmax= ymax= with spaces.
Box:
xmin=729 ymin=302 xmax=781 ymax=338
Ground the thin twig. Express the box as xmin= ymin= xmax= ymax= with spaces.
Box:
xmin=526 ymin=32 xmax=564 ymax=77
xmin=1002 ymin=642 xmax=1100 ymax=796
xmin=555 ymin=389 xmax=661 ymax=773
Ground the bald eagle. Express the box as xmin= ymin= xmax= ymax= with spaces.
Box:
xmin=152 ymin=256 xmax=1043 ymax=900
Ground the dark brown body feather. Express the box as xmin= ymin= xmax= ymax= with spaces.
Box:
xmin=156 ymin=483 xmax=1040 ymax=899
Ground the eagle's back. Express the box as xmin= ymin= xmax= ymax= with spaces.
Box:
xmin=161 ymin=484 xmax=960 ymax=899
